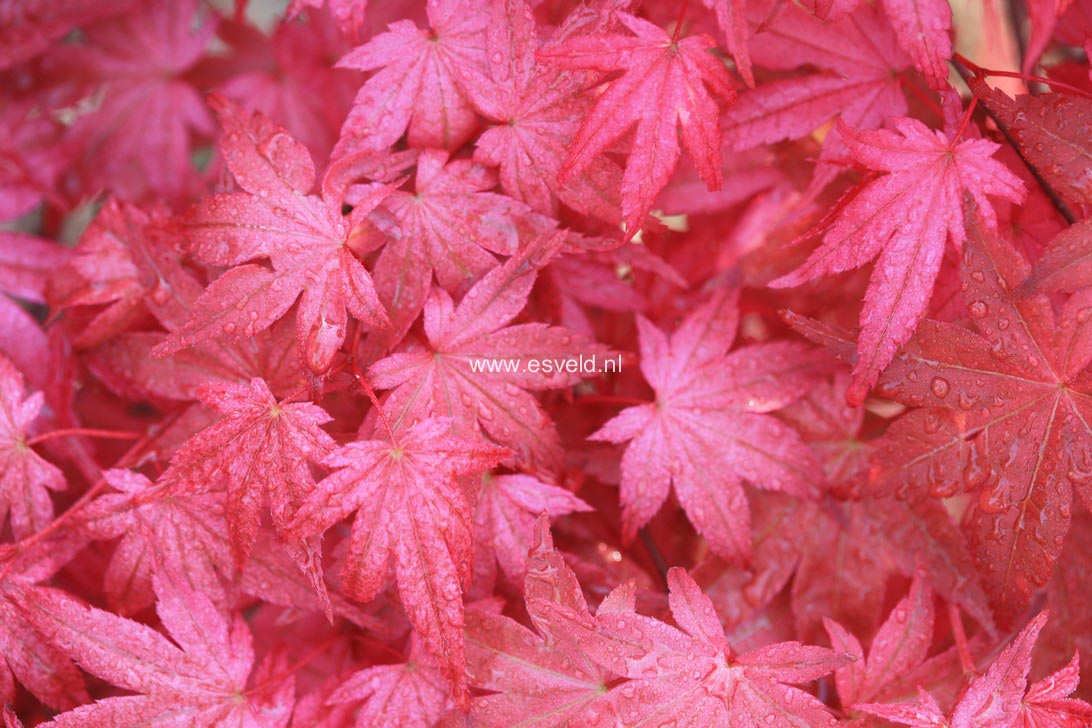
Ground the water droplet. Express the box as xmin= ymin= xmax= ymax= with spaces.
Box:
xmin=930 ymin=377 xmax=950 ymax=398
xmin=969 ymin=301 xmax=989 ymax=318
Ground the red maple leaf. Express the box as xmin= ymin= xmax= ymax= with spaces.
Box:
xmin=334 ymin=0 xmax=488 ymax=154
xmin=155 ymin=96 xmax=389 ymax=374
xmin=537 ymin=11 xmax=736 ymax=239
xmin=370 ymin=148 xmax=552 ymax=345
xmin=326 ymin=636 xmax=453 ymax=726
xmin=27 ymin=568 xmax=295 ymax=726
xmin=0 ymin=355 xmax=65 ymax=540
xmin=590 ymin=286 xmax=825 ymax=560
xmin=473 ymin=471 xmax=592 ymax=586
xmin=158 ymin=377 xmax=336 ymax=609
xmin=857 ymin=611 xmax=1092 ymax=727
xmin=465 ymin=515 xmax=626 ymax=725
xmin=289 ymin=416 xmax=508 ymax=704
xmin=471 ymin=0 xmax=622 ymax=223
xmin=0 ymin=535 xmax=88 ymax=712
xmin=966 ymin=78 xmax=1092 ymax=220
xmin=47 ymin=0 xmax=215 ymax=203
xmin=369 ymin=234 xmax=614 ymax=475
xmin=723 ymin=2 xmax=909 ymax=170
xmin=580 ymin=567 xmax=848 ymax=725
xmin=773 ymin=116 xmax=1025 ymax=404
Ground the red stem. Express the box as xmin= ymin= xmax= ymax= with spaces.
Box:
xmin=947 ymin=602 xmax=976 ymax=677
xmin=954 ymin=96 xmax=978 ymax=140
xmin=672 ymin=0 xmax=690 ymax=42
xmin=27 ymin=428 xmax=143 ymax=446
xmin=953 ymin=52 xmax=1092 ymax=99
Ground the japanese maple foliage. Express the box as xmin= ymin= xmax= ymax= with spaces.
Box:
xmin=2 ymin=0 xmax=1092 ymax=725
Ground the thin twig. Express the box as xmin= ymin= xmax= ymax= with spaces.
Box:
xmin=638 ymin=527 xmax=670 ymax=588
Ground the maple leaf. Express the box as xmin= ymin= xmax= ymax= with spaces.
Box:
xmin=472 ymin=0 xmax=622 ymax=223
xmin=0 ymin=535 xmax=88 ymax=712
xmin=78 ymin=469 xmax=233 ymax=614
xmin=859 ymin=208 xmax=1092 ymax=623
xmin=723 ymin=3 xmax=909 ymax=157
xmin=824 ymin=572 xmax=935 ymax=711
xmin=473 ymin=471 xmax=592 ymax=586
xmin=334 ymin=0 xmax=488 ymax=154
xmin=0 ymin=99 xmax=68 ymax=222
xmin=326 ymin=636 xmax=453 ymax=727
xmin=0 ymin=355 xmax=65 ymax=539
xmin=0 ymin=232 xmax=65 ymax=307
xmin=158 ymin=377 xmax=336 ymax=609
xmin=966 ymin=78 xmax=1092 ymax=220
xmin=289 ymin=417 xmax=509 ymax=704
xmin=465 ymin=515 xmax=625 ymax=725
xmin=881 ymin=0 xmax=952 ymax=90
xmin=772 ymin=117 xmax=1025 ymax=404
xmin=49 ymin=0 xmax=215 ymax=203
xmin=580 ymin=567 xmax=847 ymax=726
xmin=27 ymin=568 xmax=294 ymax=727
xmin=856 ymin=611 xmax=1092 ymax=727
xmin=1023 ymin=219 xmax=1092 ymax=296
xmin=371 ymin=148 xmax=553 ymax=344
xmin=590 ymin=286 xmax=825 ymax=561
xmin=537 ymin=12 xmax=735 ymax=239
xmin=0 ymin=0 xmax=131 ymax=69
xmin=154 ymin=96 xmax=389 ymax=374
xmin=368 ymin=234 xmax=614 ymax=475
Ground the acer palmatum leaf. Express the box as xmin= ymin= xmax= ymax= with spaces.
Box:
xmin=725 ymin=2 xmax=909 ymax=154
xmin=472 ymin=0 xmax=623 ymax=223
xmin=880 ymin=0 xmax=952 ymax=90
xmin=966 ymin=76 xmax=1092 ymax=220
xmin=334 ymin=0 xmax=488 ymax=154
xmin=369 ymin=233 xmax=615 ymax=475
xmin=579 ymin=567 xmax=848 ymax=726
xmin=289 ymin=417 xmax=509 ymax=705
xmin=327 ymin=636 xmax=452 ymax=727
xmin=158 ymin=377 xmax=336 ymax=612
xmin=464 ymin=515 xmax=625 ymax=725
xmin=590 ymin=286 xmax=825 ymax=560
xmin=0 ymin=355 xmax=65 ymax=540
xmin=537 ymin=11 xmax=735 ymax=240
xmin=772 ymin=117 xmax=1025 ymax=404
xmin=0 ymin=535 xmax=88 ymax=712
xmin=856 ymin=611 xmax=1092 ymax=727
xmin=473 ymin=471 xmax=592 ymax=587
xmin=27 ymin=567 xmax=294 ymax=727
xmin=154 ymin=96 xmax=389 ymax=375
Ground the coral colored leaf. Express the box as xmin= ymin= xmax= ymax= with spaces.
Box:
xmin=51 ymin=0 xmax=215 ymax=202
xmin=27 ymin=568 xmax=294 ymax=726
xmin=725 ymin=2 xmax=909 ymax=152
xmin=1024 ymin=218 xmax=1092 ymax=295
xmin=473 ymin=472 xmax=592 ymax=586
xmin=591 ymin=287 xmax=825 ymax=560
xmin=369 ymin=234 xmax=613 ymax=475
xmin=772 ymin=117 xmax=1025 ymax=403
xmin=289 ymin=417 xmax=508 ymax=705
xmin=826 ymin=573 xmax=934 ymax=708
xmin=579 ymin=567 xmax=847 ymax=726
xmin=966 ymin=78 xmax=1092 ymax=219
xmin=464 ymin=516 xmax=624 ymax=725
xmin=857 ymin=611 xmax=1092 ymax=727
xmin=881 ymin=0 xmax=952 ymax=89
xmin=334 ymin=0 xmax=488 ymax=153
xmin=0 ymin=356 xmax=65 ymax=539
xmin=472 ymin=0 xmax=622 ymax=223
xmin=0 ymin=536 xmax=89 ymax=712
xmin=155 ymin=96 xmax=389 ymax=374
xmin=327 ymin=637 xmax=453 ymax=727
xmin=875 ymin=210 xmax=1092 ymax=623
xmin=158 ymin=377 xmax=336 ymax=609
xmin=537 ymin=12 xmax=735 ymax=239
